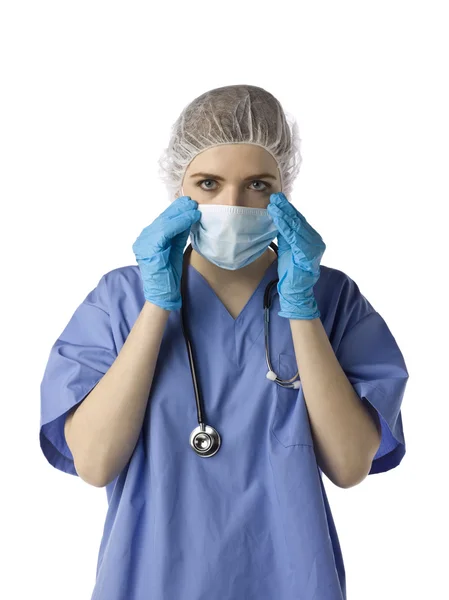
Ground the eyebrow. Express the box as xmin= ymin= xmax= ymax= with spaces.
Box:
xmin=189 ymin=172 xmax=277 ymax=181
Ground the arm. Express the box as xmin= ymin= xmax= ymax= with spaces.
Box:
xmin=289 ymin=317 xmax=381 ymax=489
xmin=64 ymin=301 xmax=170 ymax=487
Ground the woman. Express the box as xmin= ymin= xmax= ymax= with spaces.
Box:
xmin=40 ymin=85 xmax=408 ymax=599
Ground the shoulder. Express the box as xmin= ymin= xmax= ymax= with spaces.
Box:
xmin=318 ymin=263 xmax=349 ymax=284
xmin=317 ymin=264 xmax=363 ymax=299
xmin=316 ymin=264 xmax=377 ymax=329
xmin=92 ymin=265 xmax=143 ymax=311
xmin=100 ymin=264 xmax=142 ymax=292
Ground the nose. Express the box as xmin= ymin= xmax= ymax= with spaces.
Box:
xmin=222 ymin=190 xmax=243 ymax=207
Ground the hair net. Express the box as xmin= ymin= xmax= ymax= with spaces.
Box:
xmin=157 ymin=84 xmax=303 ymax=203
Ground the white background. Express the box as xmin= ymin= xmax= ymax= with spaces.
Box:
xmin=1 ymin=1 xmax=447 ymax=598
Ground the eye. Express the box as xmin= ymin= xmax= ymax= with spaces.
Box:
xmin=249 ymin=180 xmax=270 ymax=191
xmin=197 ymin=179 xmax=217 ymax=190
xmin=196 ymin=179 xmax=271 ymax=192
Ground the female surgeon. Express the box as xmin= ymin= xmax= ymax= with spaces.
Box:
xmin=39 ymin=84 xmax=409 ymax=600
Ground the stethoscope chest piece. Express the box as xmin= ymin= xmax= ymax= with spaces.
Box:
xmin=190 ymin=424 xmax=221 ymax=457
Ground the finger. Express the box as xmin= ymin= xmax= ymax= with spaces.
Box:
xmin=158 ymin=196 xmax=198 ymax=222
xmin=270 ymin=195 xmax=323 ymax=242
xmin=160 ymin=210 xmax=201 ymax=244
xmin=268 ymin=205 xmax=297 ymax=247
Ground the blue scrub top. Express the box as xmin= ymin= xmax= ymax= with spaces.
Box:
xmin=40 ymin=258 xmax=408 ymax=600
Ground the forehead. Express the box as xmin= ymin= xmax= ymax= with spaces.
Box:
xmin=186 ymin=144 xmax=278 ymax=175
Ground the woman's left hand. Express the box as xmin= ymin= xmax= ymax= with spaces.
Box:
xmin=266 ymin=192 xmax=326 ymax=320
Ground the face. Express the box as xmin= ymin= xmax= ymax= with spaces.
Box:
xmin=181 ymin=144 xmax=282 ymax=209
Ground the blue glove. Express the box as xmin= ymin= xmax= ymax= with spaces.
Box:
xmin=132 ymin=196 xmax=201 ymax=311
xmin=266 ymin=192 xmax=326 ymax=320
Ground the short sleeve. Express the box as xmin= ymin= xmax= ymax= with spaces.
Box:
xmin=39 ymin=273 xmax=117 ymax=476
xmin=335 ymin=309 xmax=409 ymax=474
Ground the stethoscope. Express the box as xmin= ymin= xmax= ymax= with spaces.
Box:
xmin=180 ymin=242 xmax=301 ymax=458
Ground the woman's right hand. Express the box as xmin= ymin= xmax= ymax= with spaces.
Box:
xmin=132 ymin=196 xmax=201 ymax=311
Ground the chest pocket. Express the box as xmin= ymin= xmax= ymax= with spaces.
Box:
xmin=270 ymin=352 xmax=314 ymax=448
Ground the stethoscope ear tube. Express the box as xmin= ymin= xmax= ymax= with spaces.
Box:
xmin=181 ymin=242 xmax=300 ymax=457
xmin=263 ymin=275 xmax=301 ymax=389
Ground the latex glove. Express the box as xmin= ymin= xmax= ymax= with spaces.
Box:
xmin=132 ymin=196 xmax=201 ymax=311
xmin=266 ymin=192 xmax=326 ymax=320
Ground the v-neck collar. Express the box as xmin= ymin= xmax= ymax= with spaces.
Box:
xmin=186 ymin=258 xmax=279 ymax=324
xmin=184 ymin=257 xmax=279 ymax=368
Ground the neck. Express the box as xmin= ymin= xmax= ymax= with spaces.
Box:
xmin=188 ymin=247 xmax=277 ymax=287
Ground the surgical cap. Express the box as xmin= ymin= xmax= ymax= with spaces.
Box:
xmin=157 ymin=84 xmax=303 ymax=203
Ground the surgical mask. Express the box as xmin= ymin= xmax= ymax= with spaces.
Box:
xmin=188 ymin=204 xmax=279 ymax=270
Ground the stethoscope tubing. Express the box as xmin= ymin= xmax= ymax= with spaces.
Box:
xmin=180 ymin=242 xmax=300 ymax=456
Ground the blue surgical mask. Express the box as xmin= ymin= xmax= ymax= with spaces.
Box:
xmin=188 ymin=204 xmax=278 ymax=270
